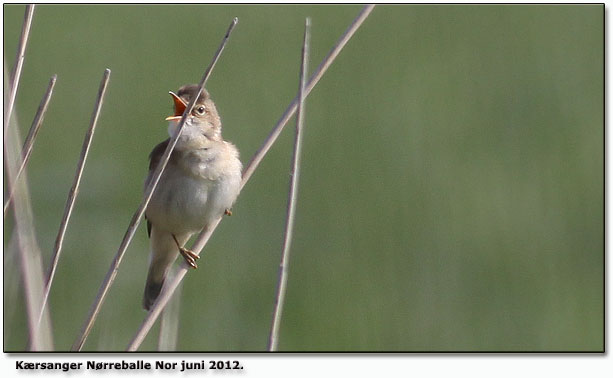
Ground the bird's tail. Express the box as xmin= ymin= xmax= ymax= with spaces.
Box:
xmin=143 ymin=229 xmax=186 ymax=310
xmin=143 ymin=268 xmax=167 ymax=311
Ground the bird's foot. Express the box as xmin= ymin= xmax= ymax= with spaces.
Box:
xmin=179 ymin=247 xmax=200 ymax=269
xmin=172 ymin=233 xmax=200 ymax=268
xmin=224 ymin=209 xmax=233 ymax=216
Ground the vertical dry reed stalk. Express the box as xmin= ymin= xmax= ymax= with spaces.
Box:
xmin=3 ymin=5 xmax=54 ymax=350
xmin=4 ymin=4 xmax=35 ymax=138
xmin=157 ymin=279 xmax=183 ymax=351
xmin=3 ymin=75 xmax=57 ymax=216
xmin=268 ymin=17 xmax=311 ymax=352
xmin=4 ymin=76 xmax=53 ymax=351
xmin=126 ymin=4 xmax=375 ymax=351
xmin=5 ymin=121 xmax=54 ymax=351
xmin=39 ymin=69 xmax=111 ymax=323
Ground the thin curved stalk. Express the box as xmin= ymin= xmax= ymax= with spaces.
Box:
xmin=268 ymin=17 xmax=311 ymax=352
xmin=4 ymin=4 xmax=35 ymax=139
xmin=158 ymin=279 xmax=183 ymax=351
xmin=39 ymin=69 xmax=111 ymax=326
xmin=4 ymin=64 xmax=53 ymax=351
xmin=4 ymin=75 xmax=57 ymax=216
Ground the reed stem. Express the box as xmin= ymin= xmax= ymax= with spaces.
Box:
xmin=268 ymin=17 xmax=311 ymax=352
xmin=40 ymin=69 xmax=111 ymax=326
xmin=3 ymin=75 xmax=57 ymax=216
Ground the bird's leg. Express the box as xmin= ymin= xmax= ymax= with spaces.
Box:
xmin=172 ymin=234 xmax=200 ymax=269
xmin=224 ymin=209 xmax=232 ymax=216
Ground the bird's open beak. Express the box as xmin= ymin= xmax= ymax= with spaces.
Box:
xmin=165 ymin=91 xmax=187 ymax=121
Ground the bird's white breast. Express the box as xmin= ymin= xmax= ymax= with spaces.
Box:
xmin=146 ymin=142 xmax=242 ymax=235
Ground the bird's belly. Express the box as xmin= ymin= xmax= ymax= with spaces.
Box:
xmin=146 ymin=171 xmax=214 ymax=234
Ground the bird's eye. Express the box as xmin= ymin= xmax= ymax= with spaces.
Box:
xmin=195 ymin=106 xmax=206 ymax=115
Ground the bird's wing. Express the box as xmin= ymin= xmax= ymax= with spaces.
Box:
xmin=148 ymin=138 xmax=171 ymax=172
xmin=147 ymin=219 xmax=152 ymax=238
xmin=145 ymin=138 xmax=171 ymax=238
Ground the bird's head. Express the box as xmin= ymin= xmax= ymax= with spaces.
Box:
xmin=166 ymin=84 xmax=222 ymax=147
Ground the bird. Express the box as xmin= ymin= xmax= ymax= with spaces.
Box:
xmin=142 ymin=84 xmax=242 ymax=311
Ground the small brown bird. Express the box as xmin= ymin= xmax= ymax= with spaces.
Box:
xmin=142 ymin=84 xmax=242 ymax=310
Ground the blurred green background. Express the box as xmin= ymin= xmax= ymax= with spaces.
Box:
xmin=3 ymin=4 xmax=603 ymax=351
